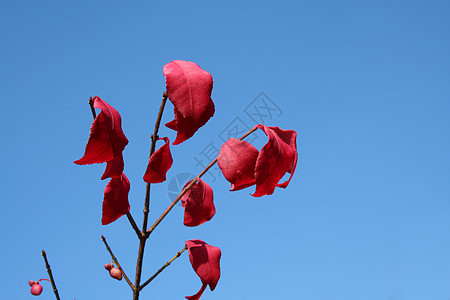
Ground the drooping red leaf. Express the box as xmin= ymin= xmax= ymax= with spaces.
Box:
xmin=271 ymin=126 xmax=298 ymax=189
xmin=101 ymin=173 xmax=130 ymax=225
xmin=181 ymin=179 xmax=215 ymax=227
xmin=252 ymin=125 xmax=298 ymax=197
xmin=216 ymin=125 xmax=298 ymax=197
xmin=101 ymin=153 xmax=124 ymax=180
xmin=74 ymin=96 xmax=128 ymax=165
xmin=217 ymin=138 xmax=259 ymax=191
xmin=185 ymin=240 xmax=221 ymax=300
xmin=163 ymin=60 xmax=215 ymax=145
xmin=143 ymin=137 xmax=173 ymax=183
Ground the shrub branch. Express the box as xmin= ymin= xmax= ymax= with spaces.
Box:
xmin=101 ymin=235 xmax=135 ymax=290
xmin=41 ymin=250 xmax=61 ymax=300
xmin=139 ymin=245 xmax=187 ymax=291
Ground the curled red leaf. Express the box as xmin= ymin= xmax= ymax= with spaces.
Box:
xmin=143 ymin=137 xmax=173 ymax=183
xmin=181 ymin=179 xmax=215 ymax=227
xmin=217 ymin=125 xmax=298 ymax=197
xmin=217 ymin=138 xmax=259 ymax=191
xmin=74 ymin=96 xmax=128 ymax=165
xmin=163 ymin=60 xmax=215 ymax=145
xmin=102 ymin=173 xmax=130 ymax=225
xmin=185 ymin=240 xmax=221 ymax=300
xmin=253 ymin=125 xmax=297 ymax=197
xmin=272 ymin=127 xmax=298 ymax=189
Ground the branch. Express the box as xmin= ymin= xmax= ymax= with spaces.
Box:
xmin=146 ymin=126 xmax=258 ymax=236
xmin=41 ymin=250 xmax=61 ymax=300
xmin=139 ymin=245 xmax=187 ymax=291
xmin=101 ymin=235 xmax=135 ymax=290
xmin=127 ymin=212 xmax=143 ymax=239
xmin=142 ymin=91 xmax=168 ymax=231
xmin=134 ymin=92 xmax=168 ymax=300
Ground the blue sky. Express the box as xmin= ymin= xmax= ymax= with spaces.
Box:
xmin=1 ymin=1 xmax=449 ymax=299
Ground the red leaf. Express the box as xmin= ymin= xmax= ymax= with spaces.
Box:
xmin=253 ymin=125 xmax=297 ymax=197
xmin=101 ymin=154 xmax=124 ymax=180
xmin=143 ymin=137 xmax=173 ymax=183
xmin=216 ymin=125 xmax=298 ymax=197
xmin=181 ymin=179 xmax=215 ymax=227
xmin=101 ymin=173 xmax=130 ymax=225
xmin=271 ymin=127 xmax=298 ymax=189
xmin=163 ymin=60 xmax=215 ymax=145
xmin=74 ymin=96 xmax=128 ymax=165
xmin=185 ymin=240 xmax=221 ymax=300
xmin=217 ymin=138 xmax=259 ymax=191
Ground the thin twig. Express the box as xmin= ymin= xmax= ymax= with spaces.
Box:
xmin=146 ymin=126 xmax=258 ymax=236
xmin=139 ymin=246 xmax=187 ymax=291
xmin=134 ymin=92 xmax=168 ymax=300
xmin=142 ymin=92 xmax=168 ymax=232
xmin=101 ymin=235 xmax=135 ymax=290
xmin=127 ymin=212 xmax=143 ymax=239
xmin=41 ymin=250 xmax=61 ymax=300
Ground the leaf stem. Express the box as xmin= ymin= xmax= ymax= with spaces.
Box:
xmin=88 ymin=97 xmax=96 ymax=119
xmin=139 ymin=245 xmax=187 ymax=291
xmin=133 ymin=92 xmax=168 ymax=300
xmin=101 ymin=235 xmax=135 ymax=290
xmin=146 ymin=126 xmax=258 ymax=236
xmin=41 ymin=250 xmax=61 ymax=300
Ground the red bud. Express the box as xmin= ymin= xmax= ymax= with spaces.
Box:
xmin=109 ymin=267 xmax=122 ymax=281
xmin=30 ymin=283 xmax=43 ymax=296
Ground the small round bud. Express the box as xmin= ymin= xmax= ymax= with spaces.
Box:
xmin=30 ymin=283 xmax=43 ymax=296
xmin=109 ymin=267 xmax=122 ymax=281
xmin=104 ymin=263 xmax=113 ymax=271
xmin=28 ymin=280 xmax=36 ymax=287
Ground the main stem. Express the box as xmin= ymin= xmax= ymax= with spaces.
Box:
xmin=133 ymin=92 xmax=168 ymax=300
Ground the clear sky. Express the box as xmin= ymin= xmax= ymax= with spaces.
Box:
xmin=1 ymin=1 xmax=449 ymax=299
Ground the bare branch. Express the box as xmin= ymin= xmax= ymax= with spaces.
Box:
xmin=101 ymin=235 xmax=135 ymax=291
xmin=139 ymin=246 xmax=187 ymax=291
xmin=41 ymin=250 xmax=61 ymax=300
